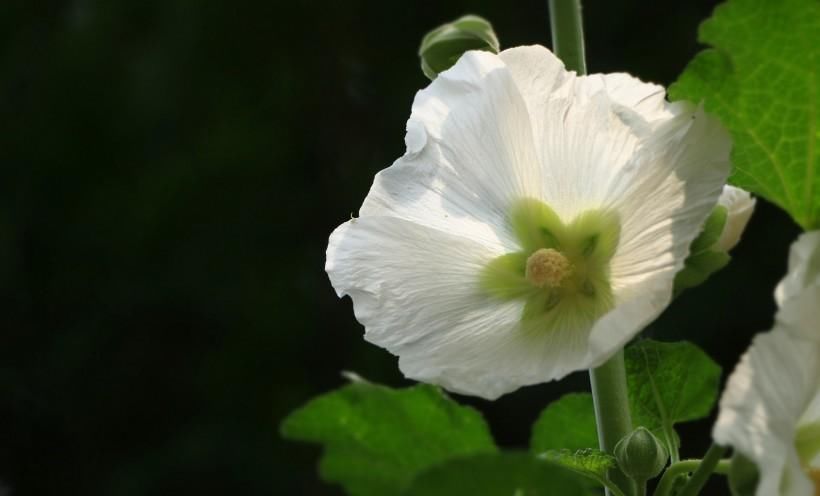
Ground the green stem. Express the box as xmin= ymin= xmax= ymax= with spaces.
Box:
xmin=714 ymin=459 xmax=730 ymax=475
xmin=548 ymin=4 xmax=631 ymax=492
xmin=636 ymin=482 xmax=646 ymax=496
xmin=602 ymin=479 xmax=629 ymax=496
xmin=548 ymin=0 xmax=587 ymax=74
xmin=654 ymin=460 xmax=697 ymax=496
xmin=589 ymin=350 xmax=636 ymax=496
xmin=674 ymin=445 xmax=728 ymax=496
xmin=654 ymin=458 xmax=731 ymax=496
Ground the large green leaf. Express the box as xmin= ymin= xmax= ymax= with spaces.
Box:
xmin=670 ymin=0 xmax=820 ymax=229
xmin=624 ymin=340 xmax=721 ymax=459
xmin=402 ymin=452 xmax=592 ymax=496
xmin=281 ymin=380 xmax=497 ymax=496
xmin=530 ymin=393 xmax=598 ymax=453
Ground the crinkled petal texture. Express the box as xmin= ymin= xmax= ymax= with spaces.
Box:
xmin=713 ymin=232 xmax=820 ymax=496
xmin=326 ymin=45 xmax=731 ymax=400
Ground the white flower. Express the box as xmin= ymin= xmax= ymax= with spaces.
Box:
xmin=326 ymin=46 xmax=731 ymax=400
xmin=713 ymin=231 xmax=820 ymax=496
xmin=716 ymin=185 xmax=756 ymax=252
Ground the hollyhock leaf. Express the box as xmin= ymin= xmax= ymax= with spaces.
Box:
xmin=281 ymin=381 xmax=497 ymax=496
xmin=670 ymin=0 xmax=820 ymax=229
xmin=538 ymin=449 xmax=617 ymax=492
xmin=625 ymin=340 xmax=721 ymax=455
xmin=530 ymin=393 xmax=598 ymax=452
xmin=402 ymin=452 xmax=591 ymax=496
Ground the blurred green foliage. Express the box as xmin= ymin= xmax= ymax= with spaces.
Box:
xmin=0 ymin=0 xmax=802 ymax=495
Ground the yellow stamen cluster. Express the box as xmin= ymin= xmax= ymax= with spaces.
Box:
xmin=525 ymin=248 xmax=572 ymax=288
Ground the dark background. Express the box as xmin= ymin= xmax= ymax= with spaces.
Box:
xmin=0 ymin=0 xmax=802 ymax=495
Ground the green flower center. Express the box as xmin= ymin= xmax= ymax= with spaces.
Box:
xmin=480 ymin=198 xmax=620 ymax=333
xmin=797 ymin=420 xmax=820 ymax=493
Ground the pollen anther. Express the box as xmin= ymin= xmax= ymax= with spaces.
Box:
xmin=525 ymin=248 xmax=572 ymax=288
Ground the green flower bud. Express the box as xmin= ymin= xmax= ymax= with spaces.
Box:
xmin=673 ymin=205 xmax=730 ymax=296
xmin=418 ymin=15 xmax=500 ymax=80
xmin=674 ymin=186 xmax=756 ymax=296
xmin=614 ymin=427 xmax=668 ymax=482
xmin=728 ymin=453 xmax=759 ymax=496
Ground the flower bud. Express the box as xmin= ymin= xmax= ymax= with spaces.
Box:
xmin=716 ymin=185 xmax=756 ymax=252
xmin=673 ymin=185 xmax=755 ymax=295
xmin=614 ymin=427 xmax=668 ymax=482
xmin=418 ymin=15 xmax=500 ymax=80
xmin=727 ymin=453 xmax=759 ymax=496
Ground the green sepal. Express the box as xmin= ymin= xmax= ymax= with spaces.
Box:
xmin=418 ymin=15 xmax=500 ymax=80
xmin=674 ymin=250 xmax=731 ymax=296
xmin=674 ymin=205 xmax=731 ymax=295
xmin=690 ymin=206 xmax=728 ymax=254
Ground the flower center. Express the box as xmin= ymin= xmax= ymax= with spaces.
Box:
xmin=479 ymin=198 xmax=621 ymax=334
xmin=525 ymin=248 xmax=572 ymax=288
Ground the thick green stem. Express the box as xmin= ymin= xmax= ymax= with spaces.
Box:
xmin=589 ymin=350 xmax=636 ymax=496
xmin=548 ymin=0 xmax=587 ymax=74
xmin=674 ymin=445 xmax=728 ymax=496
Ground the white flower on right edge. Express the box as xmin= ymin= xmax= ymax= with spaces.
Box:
xmin=713 ymin=231 xmax=820 ymax=496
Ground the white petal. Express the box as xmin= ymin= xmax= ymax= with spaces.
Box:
xmin=715 ymin=234 xmax=820 ymax=495
xmin=716 ymin=185 xmax=756 ymax=252
xmin=577 ymin=72 xmax=679 ymax=124
xmin=713 ymin=329 xmax=820 ymax=496
xmin=585 ymin=269 xmax=675 ymax=366
xmin=498 ymin=45 xmax=573 ymax=152
xmin=359 ymin=50 xmax=543 ymax=252
xmin=611 ymin=105 xmax=731 ymax=276
xmin=327 ymin=216 xmax=522 ymax=399
xmin=776 ymin=231 xmax=820 ymax=309
xmin=327 ymin=216 xmax=633 ymax=399
xmin=536 ymin=97 xmax=730 ymax=366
